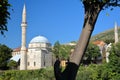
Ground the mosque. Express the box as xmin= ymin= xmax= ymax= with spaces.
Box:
xmin=11 ymin=4 xmax=119 ymax=70
xmin=11 ymin=5 xmax=53 ymax=70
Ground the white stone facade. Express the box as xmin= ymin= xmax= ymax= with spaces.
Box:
xmin=27 ymin=36 xmax=52 ymax=70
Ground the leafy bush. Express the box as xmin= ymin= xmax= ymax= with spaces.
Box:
xmin=0 ymin=63 xmax=120 ymax=80
xmin=76 ymin=63 xmax=120 ymax=80
xmin=0 ymin=67 xmax=55 ymax=80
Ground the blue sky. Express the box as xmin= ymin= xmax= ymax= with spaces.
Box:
xmin=0 ymin=0 xmax=120 ymax=49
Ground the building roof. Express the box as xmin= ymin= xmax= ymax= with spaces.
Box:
xmin=13 ymin=47 xmax=21 ymax=52
xmin=13 ymin=47 xmax=28 ymax=52
xmin=30 ymin=35 xmax=49 ymax=43
xmin=93 ymin=40 xmax=106 ymax=46
xmin=10 ymin=54 xmax=21 ymax=62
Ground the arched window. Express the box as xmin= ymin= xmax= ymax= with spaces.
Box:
xmin=28 ymin=62 xmax=30 ymax=66
xmin=34 ymin=62 xmax=36 ymax=66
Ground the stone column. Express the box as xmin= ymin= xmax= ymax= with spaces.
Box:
xmin=114 ymin=22 xmax=119 ymax=43
xmin=20 ymin=4 xmax=27 ymax=70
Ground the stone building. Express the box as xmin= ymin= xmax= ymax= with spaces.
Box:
xmin=27 ymin=36 xmax=52 ymax=70
xmin=11 ymin=4 xmax=52 ymax=70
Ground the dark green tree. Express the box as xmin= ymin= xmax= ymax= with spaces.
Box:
xmin=0 ymin=0 xmax=11 ymax=35
xmin=108 ymin=42 xmax=120 ymax=73
xmin=59 ymin=45 xmax=75 ymax=60
xmin=103 ymin=38 xmax=114 ymax=44
xmin=7 ymin=60 xmax=17 ymax=69
xmin=53 ymin=41 xmax=61 ymax=58
xmin=95 ymin=43 xmax=120 ymax=80
xmin=54 ymin=0 xmax=120 ymax=80
xmin=53 ymin=41 xmax=75 ymax=59
xmin=83 ymin=42 xmax=101 ymax=64
xmin=0 ymin=44 xmax=12 ymax=70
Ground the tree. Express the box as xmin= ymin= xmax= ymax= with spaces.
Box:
xmin=103 ymin=38 xmax=114 ymax=44
xmin=0 ymin=44 xmax=12 ymax=70
xmin=108 ymin=42 xmax=120 ymax=73
xmin=54 ymin=0 xmax=120 ymax=80
xmin=83 ymin=42 xmax=101 ymax=64
xmin=53 ymin=41 xmax=61 ymax=58
xmin=0 ymin=0 xmax=11 ymax=35
xmin=59 ymin=45 xmax=75 ymax=60
xmin=96 ymin=43 xmax=120 ymax=80
xmin=7 ymin=60 xmax=17 ymax=69
xmin=53 ymin=41 xmax=75 ymax=60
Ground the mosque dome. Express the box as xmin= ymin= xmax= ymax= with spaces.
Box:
xmin=30 ymin=35 xmax=49 ymax=43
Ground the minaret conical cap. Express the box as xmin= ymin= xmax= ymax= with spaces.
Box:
xmin=115 ymin=22 xmax=118 ymax=32
xmin=115 ymin=22 xmax=117 ymax=27
xmin=22 ymin=4 xmax=26 ymax=23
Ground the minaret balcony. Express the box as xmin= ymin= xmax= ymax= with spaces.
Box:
xmin=21 ymin=23 xmax=27 ymax=27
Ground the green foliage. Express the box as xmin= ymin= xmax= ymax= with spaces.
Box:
xmin=0 ymin=0 xmax=11 ymax=35
xmin=0 ymin=44 xmax=12 ymax=70
xmin=77 ymin=64 xmax=102 ymax=80
xmin=84 ymin=42 xmax=101 ymax=62
xmin=81 ymin=0 xmax=120 ymax=8
xmin=76 ymin=43 xmax=120 ymax=80
xmin=108 ymin=42 xmax=120 ymax=73
xmin=59 ymin=45 xmax=75 ymax=60
xmin=53 ymin=41 xmax=61 ymax=58
xmin=53 ymin=41 xmax=75 ymax=59
xmin=81 ymin=42 xmax=101 ymax=64
xmin=0 ymin=67 xmax=55 ymax=80
xmin=53 ymin=41 xmax=100 ymax=62
xmin=76 ymin=63 xmax=120 ymax=80
xmin=7 ymin=60 xmax=17 ymax=69
xmin=0 ymin=63 xmax=120 ymax=80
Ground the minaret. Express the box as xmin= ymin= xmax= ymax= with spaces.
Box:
xmin=114 ymin=22 xmax=119 ymax=43
xmin=20 ymin=4 xmax=27 ymax=70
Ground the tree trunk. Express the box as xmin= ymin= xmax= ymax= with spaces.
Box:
xmin=54 ymin=3 xmax=102 ymax=80
xmin=70 ymin=13 xmax=99 ymax=65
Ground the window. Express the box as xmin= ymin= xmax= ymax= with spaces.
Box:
xmin=28 ymin=62 xmax=30 ymax=66
xmin=34 ymin=62 xmax=36 ymax=66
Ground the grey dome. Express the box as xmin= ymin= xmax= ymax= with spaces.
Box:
xmin=30 ymin=36 xmax=49 ymax=43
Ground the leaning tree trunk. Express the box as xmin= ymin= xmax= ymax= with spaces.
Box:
xmin=70 ymin=5 xmax=101 ymax=66
xmin=54 ymin=2 xmax=103 ymax=80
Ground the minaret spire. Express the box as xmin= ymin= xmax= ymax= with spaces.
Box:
xmin=22 ymin=4 xmax=26 ymax=23
xmin=20 ymin=4 xmax=27 ymax=70
xmin=114 ymin=22 xmax=119 ymax=43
